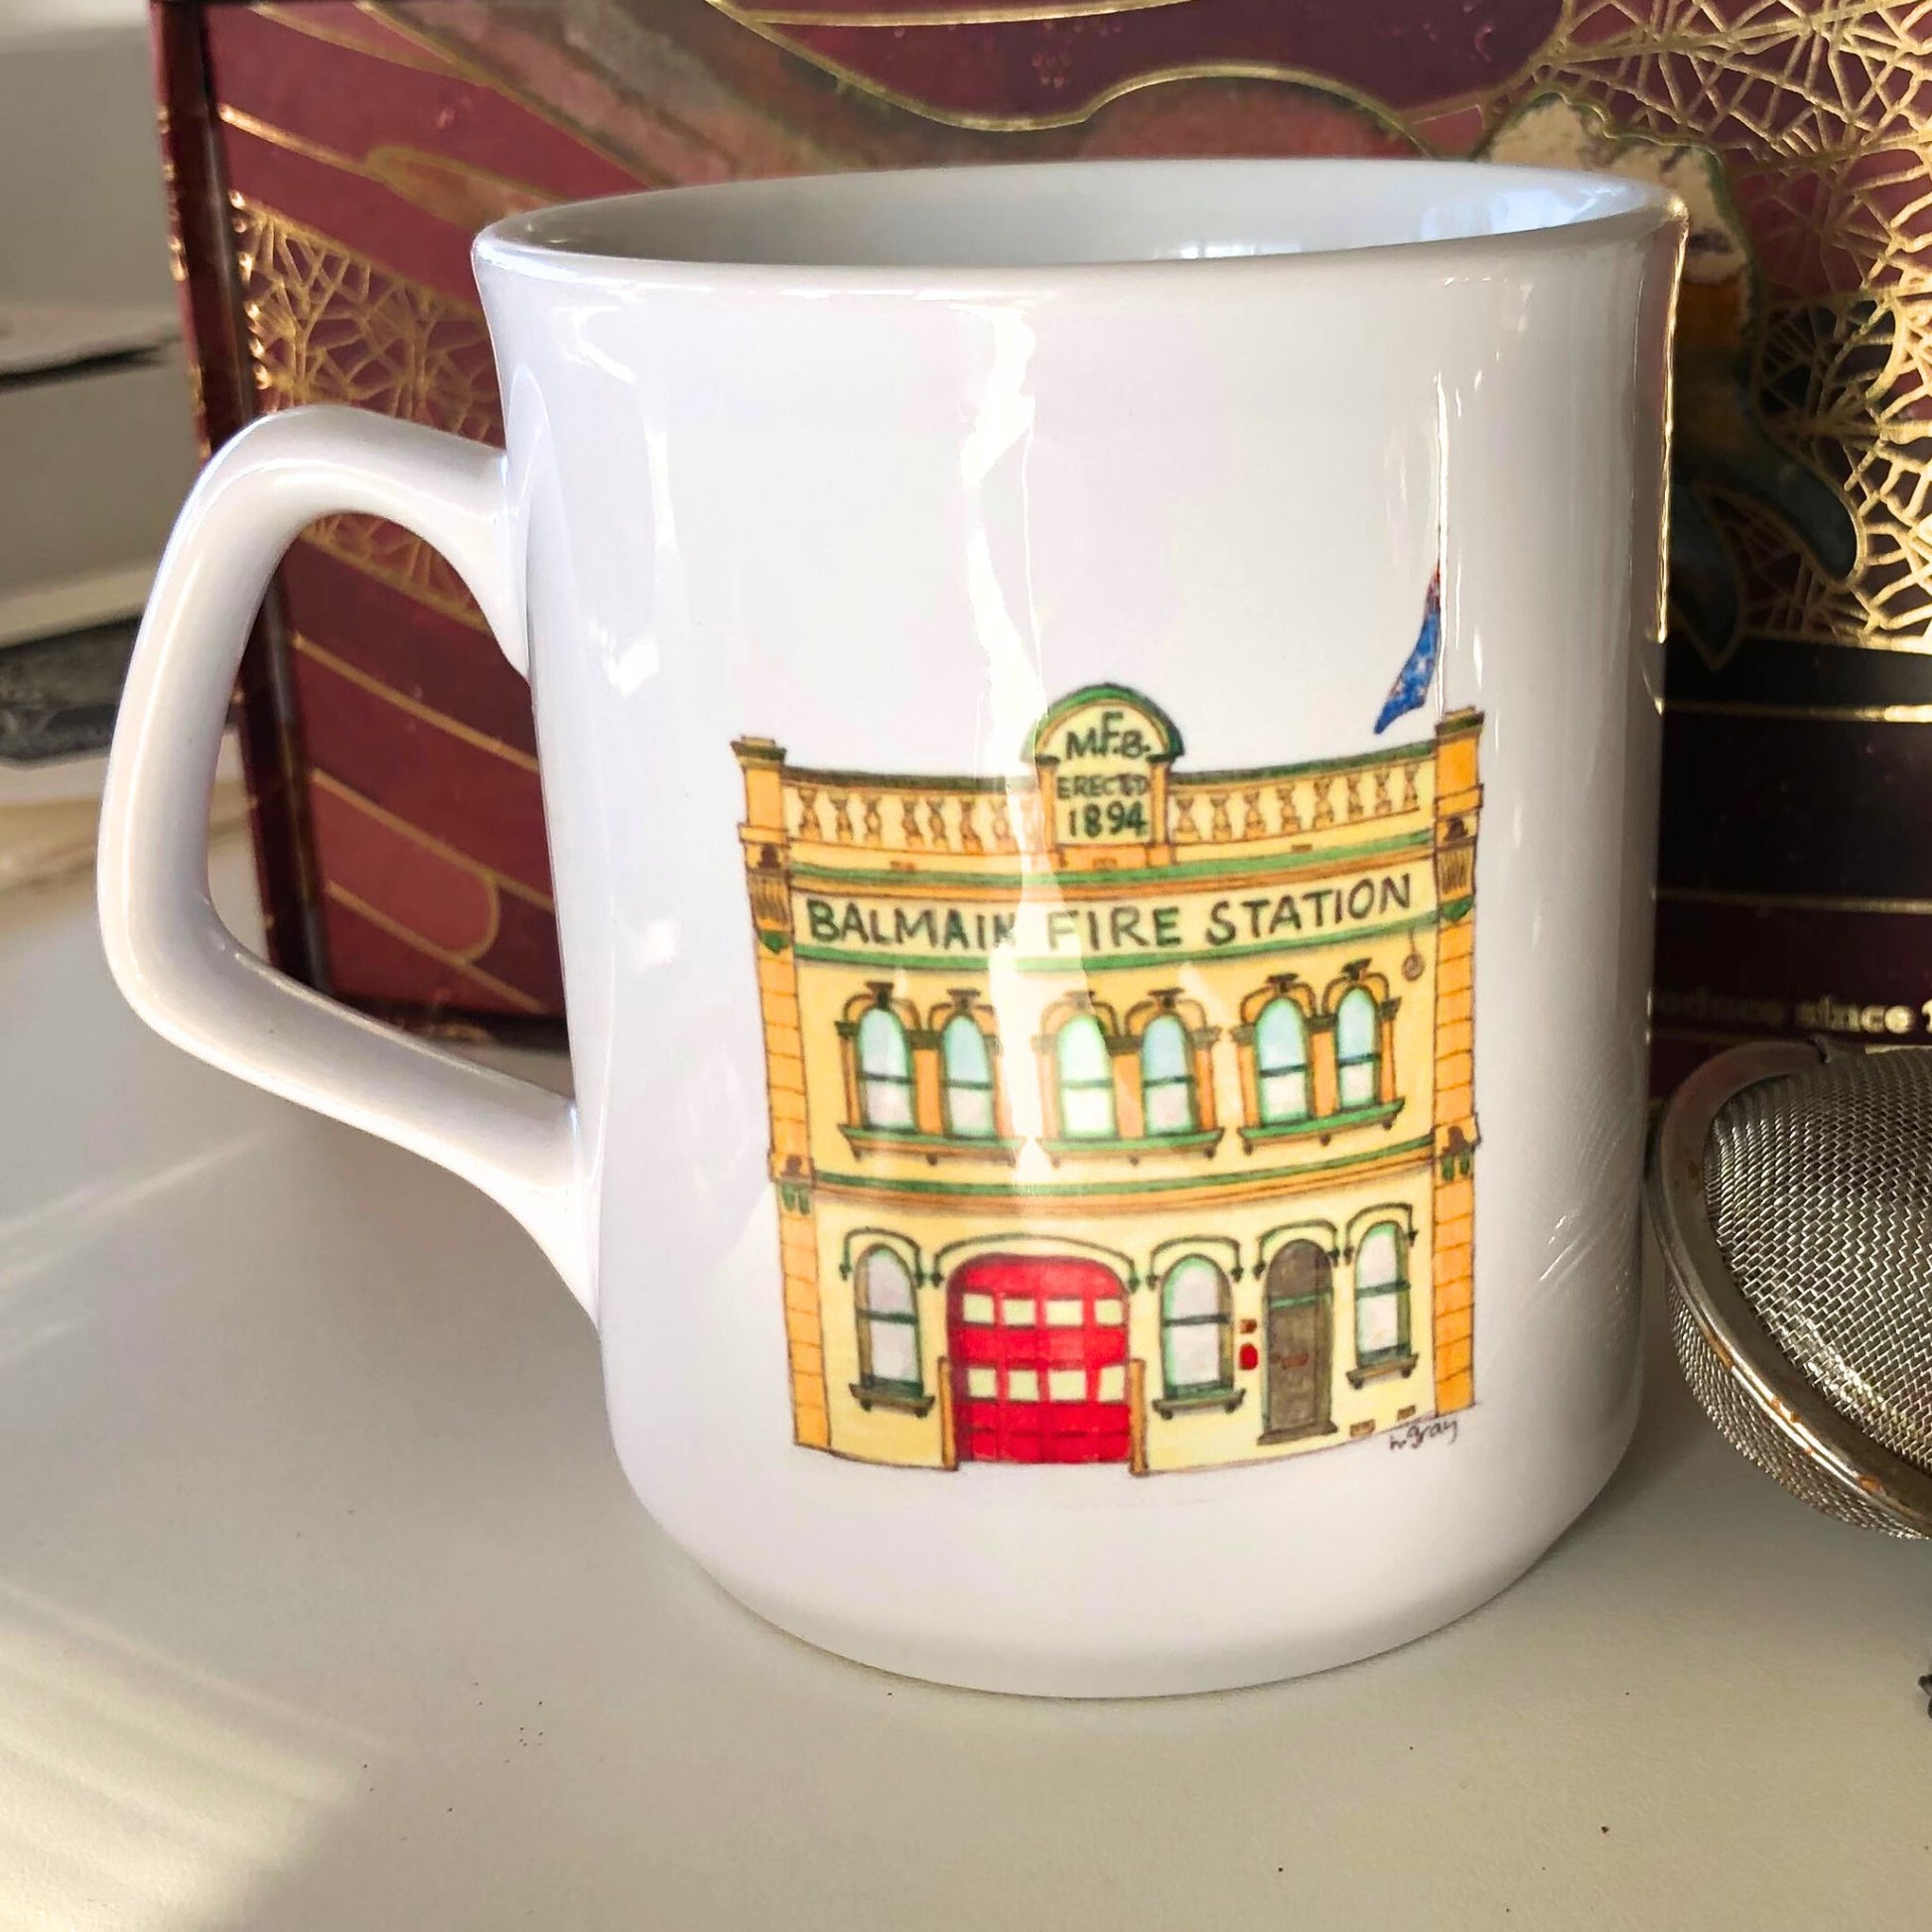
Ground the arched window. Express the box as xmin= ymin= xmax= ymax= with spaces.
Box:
xmin=856 ymin=1005 xmax=913 ymax=1129
xmin=940 ymin=1012 xmax=996 ymax=1138
xmin=1254 ymin=997 xmax=1311 ymax=1123
xmin=1140 ymin=1013 xmax=1196 ymax=1136
xmin=1335 ymin=986 xmax=1381 ymax=1111
xmin=855 ymin=1246 xmax=921 ymax=1393
xmin=1354 ymin=1221 xmax=1410 ymax=1366
xmin=1161 ymin=1256 xmax=1232 ymax=1395
xmin=1055 ymin=1014 xmax=1116 ymax=1139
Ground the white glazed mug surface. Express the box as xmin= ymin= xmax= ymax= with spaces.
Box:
xmin=99 ymin=160 xmax=1687 ymax=1697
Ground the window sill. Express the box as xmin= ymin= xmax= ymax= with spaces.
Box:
xmin=1345 ymin=1353 xmax=1418 ymax=1389
xmin=1041 ymin=1128 xmax=1224 ymax=1165
xmin=1238 ymin=1100 xmax=1401 ymax=1152
xmin=1152 ymin=1387 xmax=1247 ymax=1419
xmin=850 ymin=1383 xmax=936 ymax=1417
xmin=840 ymin=1126 xmax=1022 ymax=1167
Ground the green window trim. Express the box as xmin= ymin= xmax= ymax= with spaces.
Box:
xmin=1041 ymin=1128 xmax=1223 ymax=1164
xmin=850 ymin=1382 xmax=937 ymax=1416
xmin=1353 ymin=1292 xmax=1412 ymax=1367
xmin=854 ymin=1245 xmax=925 ymax=1399
xmin=1335 ymin=985 xmax=1382 ymax=1113
xmin=1139 ymin=1012 xmax=1197 ymax=1137
xmin=842 ymin=1124 xmax=1023 ymax=1165
xmin=1152 ymin=1388 xmax=1248 ymax=1418
xmin=1345 ymin=1353 xmax=1418 ymax=1389
xmin=814 ymin=1131 xmax=1434 ymax=1201
xmin=1161 ymin=1256 xmax=1234 ymax=1399
xmin=856 ymin=1314 xmax=924 ymax=1392
xmin=1353 ymin=1220 xmax=1411 ymax=1370
xmin=1238 ymin=1100 xmax=1400 ymax=1152
xmin=1054 ymin=1013 xmax=1117 ymax=1140
xmin=1254 ymin=995 xmax=1311 ymax=1127
xmin=855 ymin=1005 xmax=914 ymax=1131
xmin=940 ymin=1010 xmax=999 ymax=1140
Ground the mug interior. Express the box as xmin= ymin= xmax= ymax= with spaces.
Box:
xmin=480 ymin=158 xmax=1672 ymax=276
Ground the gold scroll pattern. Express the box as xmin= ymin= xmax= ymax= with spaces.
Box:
xmin=1731 ymin=292 xmax=1925 ymax=650
xmin=230 ymin=193 xmax=557 ymax=1006
xmin=1529 ymin=1 xmax=1932 ymax=653
xmin=302 ymin=511 xmax=485 ymax=632
xmin=232 ymin=194 xmax=496 ymax=628
xmin=233 ymin=195 xmax=498 ymax=433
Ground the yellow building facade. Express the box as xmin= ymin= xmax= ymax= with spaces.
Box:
xmin=735 ymin=686 xmax=1480 ymax=1476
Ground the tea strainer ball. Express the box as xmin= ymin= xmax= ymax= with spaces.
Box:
xmin=1646 ymin=1039 xmax=1932 ymax=1538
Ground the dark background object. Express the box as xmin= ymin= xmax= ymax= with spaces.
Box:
xmin=151 ymin=0 xmax=1932 ymax=1070
xmin=0 ymin=621 xmax=139 ymax=766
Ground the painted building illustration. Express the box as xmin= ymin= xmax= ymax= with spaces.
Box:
xmin=734 ymin=686 xmax=1480 ymax=1475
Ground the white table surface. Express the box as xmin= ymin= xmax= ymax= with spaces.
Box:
xmin=2 ymin=840 xmax=1925 ymax=1931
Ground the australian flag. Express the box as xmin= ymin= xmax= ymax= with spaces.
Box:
xmin=1372 ymin=567 xmax=1442 ymax=736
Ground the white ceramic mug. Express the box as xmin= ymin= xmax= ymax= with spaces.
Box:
xmin=100 ymin=160 xmax=1685 ymax=1697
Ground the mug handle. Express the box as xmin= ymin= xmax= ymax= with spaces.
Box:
xmin=97 ymin=405 xmax=592 ymax=1316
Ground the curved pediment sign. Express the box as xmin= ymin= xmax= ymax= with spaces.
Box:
xmin=1026 ymin=684 xmax=1182 ymax=858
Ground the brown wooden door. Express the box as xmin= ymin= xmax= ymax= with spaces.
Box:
xmin=1264 ymin=1240 xmax=1333 ymax=1440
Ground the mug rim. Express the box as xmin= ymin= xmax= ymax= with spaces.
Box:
xmin=474 ymin=156 xmax=1684 ymax=293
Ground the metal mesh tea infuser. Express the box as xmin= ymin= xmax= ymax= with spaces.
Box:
xmin=1646 ymin=1040 xmax=1932 ymax=1538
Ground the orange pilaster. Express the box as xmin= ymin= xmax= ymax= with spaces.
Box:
xmin=736 ymin=739 xmax=829 ymax=1448
xmin=1432 ymin=711 xmax=1482 ymax=1417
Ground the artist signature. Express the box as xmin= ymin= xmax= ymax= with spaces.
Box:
xmin=1387 ymin=1417 xmax=1458 ymax=1452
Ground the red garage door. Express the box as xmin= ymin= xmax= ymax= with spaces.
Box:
xmin=948 ymin=1255 xmax=1130 ymax=1464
